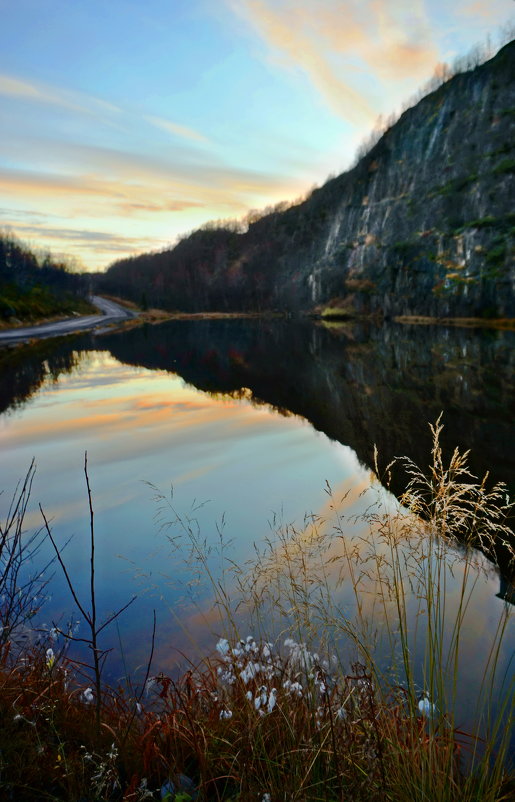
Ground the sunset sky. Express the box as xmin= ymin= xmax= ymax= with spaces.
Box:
xmin=0 ymin=0 xmax=513 ymax=271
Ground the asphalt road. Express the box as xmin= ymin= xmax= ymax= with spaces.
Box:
xmin=0 ymin=296 xmax=136 ymax=344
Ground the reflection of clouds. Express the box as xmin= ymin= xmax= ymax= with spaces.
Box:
xmin=172 ymin=462 xmax=223 ymax=486
xmin=23 ymin=485 xmax=137 ymax=531
xmin=1 ymin=353 xmax=305 ymax=464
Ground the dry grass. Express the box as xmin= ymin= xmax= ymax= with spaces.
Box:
xmin=393 ymin=316 xmax=515 ymax=330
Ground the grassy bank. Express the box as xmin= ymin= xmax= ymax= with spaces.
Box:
xmin=0 ymin=283 xmax=96 ymax=328
xmin=393 ymin=315 xmax=515 ymax=330
xmin=0 ymin=423 xmax=513 ymax=800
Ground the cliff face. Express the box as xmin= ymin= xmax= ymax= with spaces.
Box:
xmin=306 ymin=40 xmax=514 ymax=319
xmin=100 ymin=42 xmax=514 ymax=317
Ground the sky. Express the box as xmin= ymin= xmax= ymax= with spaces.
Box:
xmin=0 ymin=0 xmax=513 ymax=271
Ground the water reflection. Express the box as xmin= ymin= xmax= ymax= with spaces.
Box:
xmin=4 ymin=319 xmax=512 ymax=563
xmin=3 ymin=320 xmax=513 ymax=492
xmin=0 ymin=321 xmax=513 ymax=700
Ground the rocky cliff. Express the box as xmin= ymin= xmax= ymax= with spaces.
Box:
xmin=99 ymin=41 xmax=514 ymax=318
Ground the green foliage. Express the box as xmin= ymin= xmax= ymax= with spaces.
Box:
xmin=486 ymin=242 xmax=507 ymax=267
xmin=0 ymin=283 xmax=93 ymax=322
xmin=463 ymin=216 xmax=498 ymax=229
xmin=489 ymin=142 xmax=513 ymax=157
xmin=432 ymin=173 xmax=478 ymax=197
xmin=492 ymin=158 xmax=515 ymax=176
xmin=0 ymin=232 xmax=91 ymax=322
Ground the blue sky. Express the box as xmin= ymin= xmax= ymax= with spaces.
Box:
xmin=0 ymin=0 xmax=513 ymax=270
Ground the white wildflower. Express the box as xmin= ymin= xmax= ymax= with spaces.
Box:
xmin=46 ymin=648 xmax=55 ymax=669
xmin=219 ymin=708 xmax=233 ymax=720
xmin=267 ymin=688 xmax=277 ymax=713
xmin=284 ymin=639 xmax=313 ymax=671
xmin=262 ymin=794 xmax=271 ymax=802
xmin=418 ymin=693 xmax=436 ymax=718
xmin=240 ymin=661 xmax=260 ymax=684
xmin=82 ymin=687 xmax=94 ymax=704
xmin=283 ymin=680 xmax=303 ymax=698
xmin=219 ymin=667 xmax=236 ymax=685
xmin=216 ymin=638 xmax=230 ymax=657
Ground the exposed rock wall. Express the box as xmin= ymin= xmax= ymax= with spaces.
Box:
xmin=306 ymin=40 xmax=515 ymax=318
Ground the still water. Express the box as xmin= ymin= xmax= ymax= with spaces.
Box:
xmin=0 ymin=319 xmax=513 ymax=732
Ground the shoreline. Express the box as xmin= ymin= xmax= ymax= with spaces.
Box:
xmin=2 ymin=297 xmax=514 ymax=344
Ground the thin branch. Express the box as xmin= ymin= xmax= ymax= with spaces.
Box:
xmin=39 ymin=504 xmax=90 ymax=624
xmin=96 ymin=596 xmax=137 ymax=636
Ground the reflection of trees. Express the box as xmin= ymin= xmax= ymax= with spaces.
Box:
xmin=101 ymin=319 xmax=515 ymax=573
xmin=1 ymin=320 xmax=513 ymax=572
xmin=0 ymin=338 xmax=85 ymax=415
xmin=100 ymin=320 xmax=515 ymax=496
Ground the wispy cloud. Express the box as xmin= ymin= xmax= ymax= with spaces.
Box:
xmin=457 ymin=0 xmax=515 ymax=20
xmin=0 ymin=220 xmax=160 ymax=255
xmin=226 ymin=0 xmax=438 ymax=121
xmin=0 ymin=73 xmax=120 ymax=117
xmin=146 ymin=114 xmax=210 ymax=144
xmin=226 ymin=0 xmax=376 ymax=124
xmin=0 ymin=137 xmax=304 ymax=214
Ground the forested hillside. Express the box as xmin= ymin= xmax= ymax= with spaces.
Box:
xmin=0 ymin=233 xmax=92 ymax=323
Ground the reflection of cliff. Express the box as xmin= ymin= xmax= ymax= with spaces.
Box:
xmin=1 ymin=320 xmax=513 ymax=572
xmin=102 ymin=320 xmax=515 ymax=573
xmin=100 ymin=320 xmax=515 ymax=494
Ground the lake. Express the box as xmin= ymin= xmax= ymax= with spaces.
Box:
xmin=0 ymin=318 xmax=513 ymax=738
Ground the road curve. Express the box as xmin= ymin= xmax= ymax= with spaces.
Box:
xmin=0 ymin=295 xmax=136 ymax=344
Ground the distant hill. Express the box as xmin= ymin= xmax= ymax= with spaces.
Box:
xmin=97 ymin=41 xmax=515 ymax=319
xmin=0 ymin=233 xmax=92 ymax=323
